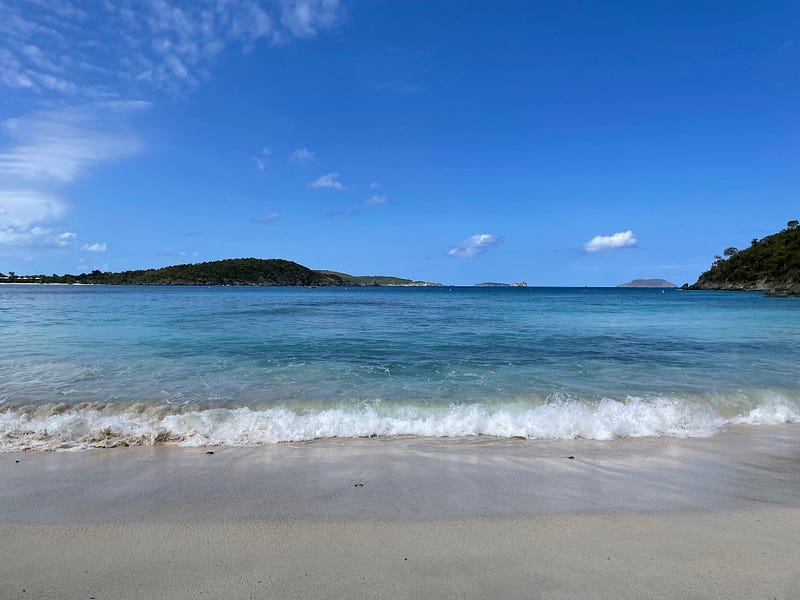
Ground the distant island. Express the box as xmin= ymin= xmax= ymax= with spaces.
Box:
xmin=475 ymin=282 xmax=528 ymax=287
xmin=618 ymin=279 xmax=677 ymax=288
xmin=686 ymin=220 xmax=799 ymax=296
xmin=0 ymin=258 xmax=442 ymax=287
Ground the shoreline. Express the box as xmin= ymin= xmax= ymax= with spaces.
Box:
xmin=2 ymin=425 xmax=798 ymax=599
xmin=3 ymin=398 xmax=798 ymax=451
xmin=2 ymin=425 xmax=799 ymax=523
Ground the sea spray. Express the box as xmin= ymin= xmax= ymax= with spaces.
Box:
xmin=1 ymin=395 xmax=798 ymax=451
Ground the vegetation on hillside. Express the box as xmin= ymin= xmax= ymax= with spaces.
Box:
xmin=0 ymin=258 xmax=440 ymax=287
xmin=689 ymin=221 xmax=800 ymax=293
xmin=315 ymin=270 xmax=438 ymax=286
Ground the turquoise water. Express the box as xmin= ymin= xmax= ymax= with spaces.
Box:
xmin=1 ymin=285 xmax=798 ymax=449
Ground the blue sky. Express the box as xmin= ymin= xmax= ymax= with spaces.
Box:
xmin=0 ymin=1 xmax=797 ymax=285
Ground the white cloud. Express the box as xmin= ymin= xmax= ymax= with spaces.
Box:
xmin=364 ymin=195 xmax=387 ymax=205
xmin=0 ymin=1 xmax=345 ymax=98
xmin=0 ymin=225 xmax=76 ymax=248
xmin=584 ymin=230 xmax=638 ymax=253
xmin=289 ymin=147 xmax=315 ymax=164
xmin=279 ymin=0 xmax=342 ymax=40
xmin=56 ymin=231 xmax=76 ymax=245
xmin=81 ymin=242 xmax=107 ymax=252
xmin=0 ymin=1 xmax=344 ymax=251
xmin=309 ymin=172 xmax=344 ymax=190
xmin=0 ymin=104 xmax=145 ymax=247
xmin=0 ymin=190 xmax=74 ymax=249
xmin=0 ymin=105 xmax=144 ymax=184
xmin=448 ymin=233 xmax=503 ymax=258
xmin=253 ymin=211 xmax=280 ymax=223
xmin=369 ymin=181 xmax=380 ymax=189
xmin=0 ymin=190 xmax=67 ymax=229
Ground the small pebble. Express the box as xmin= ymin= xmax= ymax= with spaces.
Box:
xmin=205 ymin=451 xmax=214 ymax=455
xmin=567 ymin=456 xmax=575 ymax=459
xmin=354 ymin=482 xmax=364 ymax=487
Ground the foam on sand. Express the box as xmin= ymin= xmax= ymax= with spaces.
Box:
xmin=1 ymin=392 xmax=798 ymax=451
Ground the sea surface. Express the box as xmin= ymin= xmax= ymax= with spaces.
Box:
xmin=1 ymin=285 xmax=798 ymax=450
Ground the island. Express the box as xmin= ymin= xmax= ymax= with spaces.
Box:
xmin=618 ymin=279 xmax=677 ymax=288
xmin=475 ymin=281 xmax=528 ymax=287
xmin=685 ymin=220 xmax=799 ymax=296
xmin=0 ymin=258 xmax=442 ymax=287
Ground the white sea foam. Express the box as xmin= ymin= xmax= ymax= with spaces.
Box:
xmin=1 ymin=394 xmax=798 ymax=451
xmin=731 ymin=401 xmax=800 ymax=425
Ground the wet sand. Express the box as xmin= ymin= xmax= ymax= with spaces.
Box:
xmin=1 ymin=425 xmax=799 ymax=599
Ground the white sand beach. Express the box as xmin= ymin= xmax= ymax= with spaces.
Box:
xmin=1 ymin=425 xmax=799 ymax=599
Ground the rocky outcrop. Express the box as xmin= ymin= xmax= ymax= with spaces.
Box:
xmin=688 ymin=223 xmax=800 ymax=296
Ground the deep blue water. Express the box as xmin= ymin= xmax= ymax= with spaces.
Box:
xmin=1 ymin=285 xmax=798 ymax=449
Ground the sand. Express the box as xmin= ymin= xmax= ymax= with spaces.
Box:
xmin=1 ymin=425 xmax=799 ymax=599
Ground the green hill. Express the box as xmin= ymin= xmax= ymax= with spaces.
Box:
xmin=2 ymin=258 xmax=440 ymax=287
xmin=688 ymin=221 xmax=800 ymax=294
xmin=315 ymin=270 xmax=439 ymax=286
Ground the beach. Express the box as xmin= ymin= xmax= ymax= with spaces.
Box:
xmin=2 ymin=425 xmax=798 ymax=599
xmin=3 ymin=0 xmax=798 ymax=597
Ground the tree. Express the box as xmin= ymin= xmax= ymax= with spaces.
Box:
xmin=788 ymin=220 xmax=799 ymax=230
xmin=723 ymin=247 xmax=738 ymax=257
xmin=751 ymin=238 xmax=759 ymax=246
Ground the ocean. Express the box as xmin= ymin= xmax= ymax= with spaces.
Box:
xmin=1 ymin=284 xmax=798 ymax=451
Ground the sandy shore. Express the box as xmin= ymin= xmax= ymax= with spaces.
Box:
xmin=2 ymin=425 xmax=799 ymax=599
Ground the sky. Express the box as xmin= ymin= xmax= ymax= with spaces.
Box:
xmin=0 ymin=1 xmax=797 ymax=286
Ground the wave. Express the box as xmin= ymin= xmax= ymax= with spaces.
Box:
xmin=1 ymin=394 xmax=798 ymax=451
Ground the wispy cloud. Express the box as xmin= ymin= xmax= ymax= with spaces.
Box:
xmin=309 ymin=172 xmax=344 ymax=190
xmin=584 ymin=230 xmax=638 ymax=253
xmin=328 ymin=194 xmax=388 ymax=219
xmin=0 ymin=1 xmax=345 ymax=253
xmin=289 ymin=147 xmax=315 ymax=164
xmin=0 ymin=103 xmax=145 ymax=247
xmin=81 ymin=242 xmax=107 ymax=252
xmin=0 ymin=226 xmax=76 ymax=248
xmin=254 ymin=146 xmax=271 ymax=171
xmin=0 ymin=104 xmax=144 ymax=184
xmin=0 ymin=1 xmax=345 ymax=98
xmin=253 ymin=211 xmax=280 ymax=223
xmin=448 ymin=233 xmax=503 ymax=258
xmin=369 ymin=181 xmax=381 ymax=189
xmin=279 ymin=0 xmax=343 ymax=40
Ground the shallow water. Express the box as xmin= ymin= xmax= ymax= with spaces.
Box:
xmin=1 ymin=285 xmax=798 ymax=449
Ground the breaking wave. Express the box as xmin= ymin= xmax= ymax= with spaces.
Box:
xmin=1 ymin=393 xmax=798 ymax=451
